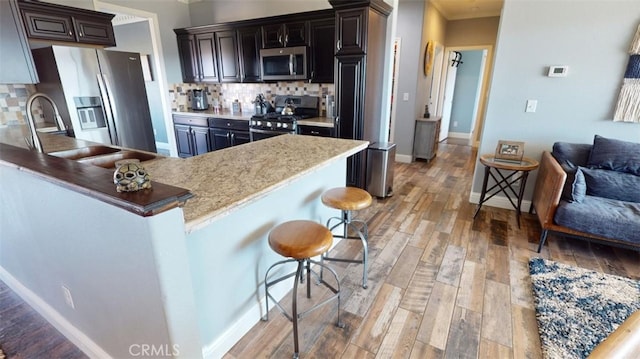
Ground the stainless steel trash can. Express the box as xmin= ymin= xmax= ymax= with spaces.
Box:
xmin=366 ymin=142 xmax=396 ymax=198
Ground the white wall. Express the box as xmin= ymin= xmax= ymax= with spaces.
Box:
xmin=0 ymin=165 xmax=200 ymax=358
xmin=102 ymin=0 xmax=191 ymax=84
xmin=392 ymin=0 xmax=426 ymax=159
xmin=189 ymin=0 xmax=330 ymax=25
xmin=472 ymin=0 xmax=640 ymax=202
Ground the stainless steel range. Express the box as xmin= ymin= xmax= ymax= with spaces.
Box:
xmin=249 ymin=95 xmax=319 ymax=142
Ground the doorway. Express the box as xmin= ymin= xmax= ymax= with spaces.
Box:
xmin=435 ymin=45 xmax=492 ymax=147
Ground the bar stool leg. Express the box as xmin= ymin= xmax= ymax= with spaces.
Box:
xmin=292 ymin=260 xmax=304 ymax=359
xmin=321 ymin=210 xmax=369 ymax=289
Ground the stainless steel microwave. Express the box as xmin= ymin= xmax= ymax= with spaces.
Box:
xmin=260 ymin=46 xmax=308 ymax=81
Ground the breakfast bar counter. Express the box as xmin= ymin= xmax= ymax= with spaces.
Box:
xmin=144 ymin=134 xmax=366 ymax=232
xmin=0 ymin=125 xmax=367 ymax=358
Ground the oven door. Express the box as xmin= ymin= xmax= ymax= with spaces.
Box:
xmin=249 ymin=128 xmax=290 ymax=142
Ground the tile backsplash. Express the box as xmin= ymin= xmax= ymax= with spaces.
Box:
xmin=0 ymin=84 xmax=38 ymax=126
xmin=169 ymin=82 xmax=335 ymax=115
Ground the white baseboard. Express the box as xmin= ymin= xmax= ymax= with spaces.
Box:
xmin=201 ymin=274 xmax=295 ymax=359
xmin=469 ymin=191 xmax=532 ymax=212
xmin=447 ymin=132 xmax=471 ymax=139
xmin=0 ymin=267 xmax=111 ymax=358
xmin=395 ymin=154 xmax=412 ymax=163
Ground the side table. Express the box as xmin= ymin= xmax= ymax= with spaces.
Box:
xmin=473 ymin=154 xmax=540 ymax=228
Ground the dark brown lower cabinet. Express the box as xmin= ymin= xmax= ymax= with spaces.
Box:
xmin=174 ymin=124 xmax=211 ymax=158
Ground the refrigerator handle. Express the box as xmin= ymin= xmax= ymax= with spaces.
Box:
xmin=97 ymin=74 xmax=119 ymax=146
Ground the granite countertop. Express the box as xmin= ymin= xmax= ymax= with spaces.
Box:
xmin=172 ymin=109 xmax=251 ymax=121
xmin=172 ymin=110 xmax=335 ymax=128
xmin=143 ymin=134 xmax=367 ymax=233
xmin=0 ymin=125 xmax=366 ymax=231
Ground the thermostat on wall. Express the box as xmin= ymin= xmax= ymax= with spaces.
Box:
xmin=548 ymin=65 xmax=569 ymax=77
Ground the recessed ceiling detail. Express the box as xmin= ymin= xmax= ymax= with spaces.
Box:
xmin=111 ymin=13 xmax=147 ymax=26
xmin=431 ymin=0 xmax=503 ymax=20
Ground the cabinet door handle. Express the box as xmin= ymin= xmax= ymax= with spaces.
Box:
xmin=284 ymin=34 xmax=289 ymax=46
xmin=230 ymin=133 xmax=235 ymax=143
xmin=310 ymin=131 xmax=320 ymax=135
xmin=278 ymin=34 xmax=283 ymax=45
xmin=336 ymin=40 xmax=341 ymax=51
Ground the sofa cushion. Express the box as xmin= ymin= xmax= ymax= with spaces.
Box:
xmin=554 ymin=196 xmax=640 ymax=244
xmin=587 ymin=135 xmax=640 ymax=176
xmin=579 ymin=167 xmax=640 ymax=203
xmin=552 ymin=142 xmax=592 ymax=168
xmin=552 ymin=142 xmax=593 ymax=201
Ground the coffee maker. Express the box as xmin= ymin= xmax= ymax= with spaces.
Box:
xmin=191 ymin=89 xmax=209 ymax=110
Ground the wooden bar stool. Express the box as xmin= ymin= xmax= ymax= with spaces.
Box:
xmin=320 ymin=187 xmax=373 ymax=288
xmin=262 ymin=220 xmax=344 ymax=359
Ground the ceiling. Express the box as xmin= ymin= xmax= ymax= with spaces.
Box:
xmin=430 ymin=0 xmax=503 ymax=20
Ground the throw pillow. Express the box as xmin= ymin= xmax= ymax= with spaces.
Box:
xmin=587 ymin=135 xmax=640 ymax=175
xmin=571 ymin=168 xmax=587 ymax=203
xmin=552 ymin=142 xmax=592 ymax=201
xmin=580 ymin=167 xmax=640 ymax=203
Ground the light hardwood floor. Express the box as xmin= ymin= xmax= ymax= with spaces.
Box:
xmin=1 ymin=141 xmax=638 ymax=358
xmin=225 ymin=141 xmax=640 ymax=359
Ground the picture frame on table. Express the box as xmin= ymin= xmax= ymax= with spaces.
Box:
xmin=495 ymin=140 xmax=525 ymax=162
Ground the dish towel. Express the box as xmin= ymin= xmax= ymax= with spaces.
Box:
xmin=613 ymin=24 xmax=640 ymax=122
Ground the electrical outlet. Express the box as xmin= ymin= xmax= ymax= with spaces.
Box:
xmin=62 ymin=285 xmax=75 ymax=309
xmin=403 ymin=93 xmax=409 ymax=101
xmin=453 ymin=121 xmax=458 ymax=127
xmin=525 ymin=100 xmax=537 ymax=113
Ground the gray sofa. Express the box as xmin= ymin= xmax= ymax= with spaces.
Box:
xmin=531 ymin=135 xmax=640 ymax=252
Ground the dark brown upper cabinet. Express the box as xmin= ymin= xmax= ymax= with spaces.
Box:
xmin=174 ymin=9 xmax=337 ymax=84
xmin=195 ymin=33 xmax=219 ymax=82
xmin=308 ymin=18 xmax=335 ymax=83
xmin=176 ymin=33 xmax=198 ymax=83
xmin=335 ymin=8 xmax=366 ymax=55
xmin=18 ymin=0 xmax=116 ymax=46
xmin=237 ymin=26 xmax=261 ymax=82
xmin=262 ymin=22 xmax=307 ymax=48
xmin=1 ymin=0 xmax=39 ymax=84
xmin=215 ymin=30 xmax=241 ymax=83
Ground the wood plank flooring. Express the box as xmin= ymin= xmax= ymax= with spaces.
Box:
xmin=0 ymin=140 xmax=638 ymax=358
xmin=226 ymin=141 xmax=640 ymax=359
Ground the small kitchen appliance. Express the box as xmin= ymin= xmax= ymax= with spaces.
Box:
xmin=191 ymin=89 xmax=209 ymax=110
xmin=249 ymin=95 xmax=319 ymax=141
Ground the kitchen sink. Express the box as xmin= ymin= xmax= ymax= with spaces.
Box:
xmin=49 ymin=145 xmax=157 ymax=169
xmin=76 ymin=150 xmax=157 ymax=169
xmin=49 ymin=145 xmax=121 ymax=160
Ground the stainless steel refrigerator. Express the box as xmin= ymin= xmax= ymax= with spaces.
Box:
xmin=32 ymin=46 xmax=157 ymax=153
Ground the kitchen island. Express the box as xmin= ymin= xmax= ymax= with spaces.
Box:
xmin=0 ymin=127 xmax=367 ymax=358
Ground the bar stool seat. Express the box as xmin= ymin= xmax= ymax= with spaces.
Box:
xmin=321 ymin=187 xmax=372 ymax=288
xmin=263 ymin=220 xmax=344 ymax=359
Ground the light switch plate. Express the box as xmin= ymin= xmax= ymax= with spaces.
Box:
xmin=526 ymin=100 xmax=537 ymax=113
xmin=403 ymin=93 xmax=409 ymax=101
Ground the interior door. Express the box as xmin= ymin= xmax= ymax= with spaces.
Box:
xmin=439 ymin=51 xmax=458 ymax=142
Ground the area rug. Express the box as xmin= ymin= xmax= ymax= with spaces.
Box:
xmin=529 ymin=257 xmax=640 ymax=359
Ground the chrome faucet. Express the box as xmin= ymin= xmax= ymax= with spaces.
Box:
xmin=25 ymin=93 xmax=66 ymax=153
